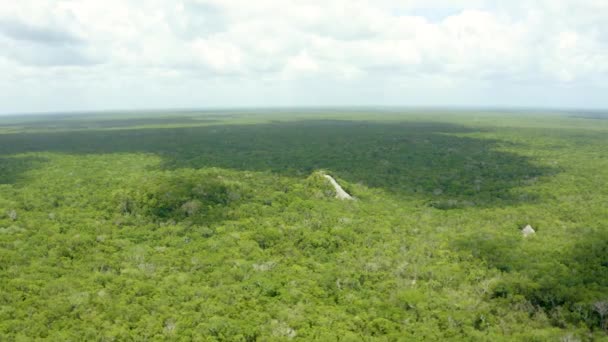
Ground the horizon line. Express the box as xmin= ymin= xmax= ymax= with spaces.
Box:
xmin=1 ymin=105 xmax=607 ymax=117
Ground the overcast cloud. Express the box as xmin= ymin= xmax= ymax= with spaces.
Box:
xmin=1 ymin=0 xmax=607 ymax=114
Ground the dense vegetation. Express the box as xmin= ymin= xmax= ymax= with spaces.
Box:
xmin=1 ymin=110 xmax=607 ymax=340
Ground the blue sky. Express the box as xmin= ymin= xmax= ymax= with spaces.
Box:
xmin=0 ymin=0 xmax=607 ymax=114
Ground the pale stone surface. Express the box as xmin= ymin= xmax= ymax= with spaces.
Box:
xmin=522 ymin=224 xmax=536 ymax=237
xmin=323 ymin=174 xmax=353 ymax=200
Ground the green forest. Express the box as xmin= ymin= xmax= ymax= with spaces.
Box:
xmin=1 ymin=110 xmax=607 ymax=341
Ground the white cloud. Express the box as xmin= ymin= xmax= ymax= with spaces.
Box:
xmin=0 ymin=0 xmax=607 ymax=113
xmin=283 ymin=52 xmax=319 ymax=76
xmin=191 ymin=38 xmax=243 ymax=73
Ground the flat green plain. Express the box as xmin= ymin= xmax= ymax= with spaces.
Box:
xmin=1 ymin=109 xmax=607 ymax=341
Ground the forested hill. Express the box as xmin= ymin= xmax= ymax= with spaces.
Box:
xmin=1 ymin=110 xmax=607 ymax=340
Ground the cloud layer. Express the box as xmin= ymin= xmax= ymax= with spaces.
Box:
xmin=1 ymin=0 xmax=607 ymax=113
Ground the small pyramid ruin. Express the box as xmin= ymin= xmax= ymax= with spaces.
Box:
xmin=522 ymin=224 xmax=535 ymax=237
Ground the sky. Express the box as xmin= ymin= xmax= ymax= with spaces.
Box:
xmin=0 ymin=0 xmax=607 ymax=114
